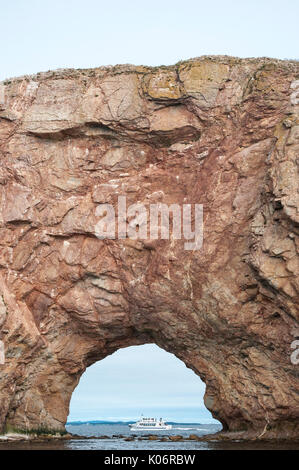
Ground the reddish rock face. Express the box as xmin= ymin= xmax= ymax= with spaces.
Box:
xmin=0 ymin=56 xmax=298 ymax=438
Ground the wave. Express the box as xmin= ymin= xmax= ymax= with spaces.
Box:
xmin=174 ymin=427 xmax=198 ymax=430
xmin=174 ymin=427 xmax=211 ymax=431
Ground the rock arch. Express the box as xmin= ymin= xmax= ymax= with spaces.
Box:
xmin=0 ymin=56 xmax=298 ymax=438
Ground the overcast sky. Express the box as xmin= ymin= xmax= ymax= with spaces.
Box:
xmin=1 ymin=0 xmax=298 ymax=81
xmin=2 ymin=0 xmax=298 ymax=422
xmin=68 ymin=344 xmax=217 ymax=423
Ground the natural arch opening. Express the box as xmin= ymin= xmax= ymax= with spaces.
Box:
xmin=67 ymin=344 xmax=221 ymax=435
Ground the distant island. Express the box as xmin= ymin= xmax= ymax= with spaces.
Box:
xmin=67 ymin=420 xmax=202 ymax=426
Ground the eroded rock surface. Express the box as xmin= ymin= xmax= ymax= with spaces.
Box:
xmin=0 ymin=56 xmax=298 ymax=438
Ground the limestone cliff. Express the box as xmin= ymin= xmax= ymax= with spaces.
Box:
xmin=0 ymin=56 xmax=298 ymax=438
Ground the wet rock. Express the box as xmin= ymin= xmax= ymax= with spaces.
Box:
xmin=169 ymin=435 xmax=183 ymax=442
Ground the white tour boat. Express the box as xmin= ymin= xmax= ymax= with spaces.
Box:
xmin=129 ymin=417 xmax=172 ymax=431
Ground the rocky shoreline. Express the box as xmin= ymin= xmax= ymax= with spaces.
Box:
xmin=1 ymin=431 xmax=298 ymax=443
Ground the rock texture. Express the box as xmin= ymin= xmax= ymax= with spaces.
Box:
xmin=0 ymin=56 xmax=298 ymax=438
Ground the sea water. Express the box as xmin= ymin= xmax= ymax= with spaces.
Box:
xmin=0 ymin=423 xmax=298 ymax=450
